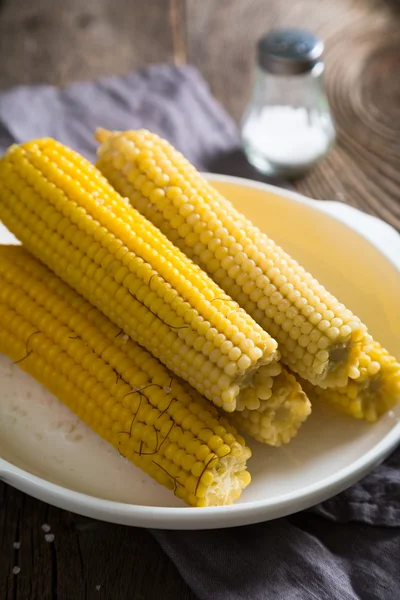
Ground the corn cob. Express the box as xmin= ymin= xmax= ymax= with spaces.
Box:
xmin=231 ymin=369 xmax=310 ymax=445
xmin=0 ymin=245 xmax=252 ymax=507
xmin=96 ymin=129 xmax=367 ymax=392
xmin=0 ymin=138 xmax=281 ymax=413
xmin=303 ymin=341 xmax=400 ymax=422
xmin=1 ymin=243 xmax=310 ymax=448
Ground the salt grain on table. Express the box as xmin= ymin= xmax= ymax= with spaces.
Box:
xmin=13 ymin=542 xmax=20 ymax=550
xmin=45 ymin=533 xmax=55 ymax=543
xmin=13 ymin=566 xmax=20 ymax=575
xmin=41 ymin=523 xmax=51 ymax=533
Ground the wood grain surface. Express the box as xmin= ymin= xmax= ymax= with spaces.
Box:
xmin=0 ymin=0 xmax=399 ymax=598
xmin=0 ymin=483 xmax=195 ymax=600
xmin=185 ymin=0 xmax=400 ymax=228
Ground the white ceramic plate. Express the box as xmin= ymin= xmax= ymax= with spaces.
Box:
xmin=1 ymin=174 xmax=399 ymax=530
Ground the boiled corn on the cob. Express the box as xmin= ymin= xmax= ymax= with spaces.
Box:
xmin=0 ymin=138 xmax=281 ymax=413
xmin=96 ymin=129 xmax=367 ymax=392
xmin=304 ymin=341 xmax=400 ymax=422
xmin=0 ymin=245 xmax=252 ymax=507
xmin=231 ymin=369 xmax=310 ymax=445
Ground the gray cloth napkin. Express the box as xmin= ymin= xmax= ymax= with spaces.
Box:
xmin=0 ymin=64 xmax=238 ymax=168
xmin=0 ymin=64 xmax=399 ymax=600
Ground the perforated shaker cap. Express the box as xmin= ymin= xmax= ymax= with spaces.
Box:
xmin=258 ymin=29 xmax=324 ymax=75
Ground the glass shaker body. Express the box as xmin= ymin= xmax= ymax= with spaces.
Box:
xmin=241 ymin=30 xmax=336 ymax=178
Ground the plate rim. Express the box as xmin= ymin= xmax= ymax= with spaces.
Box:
xmin=1 ymin=173 xmax=400 ymax=530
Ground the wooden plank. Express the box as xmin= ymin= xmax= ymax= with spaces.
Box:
xmin=0 ymin=0 xmax=175 ymax=89
xmin=294 ymin=3 xmax=400 ymax=228
xmin=184 ymin=0 xmax=279 ymax=123
xmin=0 ymin=482 xmax=196 ymax=600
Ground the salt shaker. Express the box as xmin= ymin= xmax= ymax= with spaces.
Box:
xmin=241 ymin=29 xmax=336 ymax=178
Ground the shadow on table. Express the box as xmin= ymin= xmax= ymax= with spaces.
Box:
xmin=206 ymin=148 xmax=290 ymax=190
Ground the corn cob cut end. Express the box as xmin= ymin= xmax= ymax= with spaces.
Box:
xmin=314 ymin=325 xmax=366 ymax=389
xmin=306 ymin=341 xmax=400 ymax=422
xmin=231 ymin=369 xmax=311 ymax=446
xmin=0 ymin=245 xmax=252 ymax=507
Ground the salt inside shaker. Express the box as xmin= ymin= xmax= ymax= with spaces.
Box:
xmin=241 ymin=29 xmax=336 ymax=178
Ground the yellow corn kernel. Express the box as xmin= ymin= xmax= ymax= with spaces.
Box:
xmin=0 ymin=245 xmax=252 ymax=507
xmin=303 ymin=341 xmax=400 ymax=422
xmin=0 ymin=138 xmax=280 ymax=413
xmin=229 ymin=369 xmax=311 ymax=446
xmin=96 ymin=129 xmax=369 ymax=389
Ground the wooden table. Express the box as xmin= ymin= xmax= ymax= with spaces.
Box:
xmin=1 ymin=1 xmax=399 ymax=598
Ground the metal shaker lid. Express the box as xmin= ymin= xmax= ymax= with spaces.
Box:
xmin=258 ymin=29 xmax=324 ymax=75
